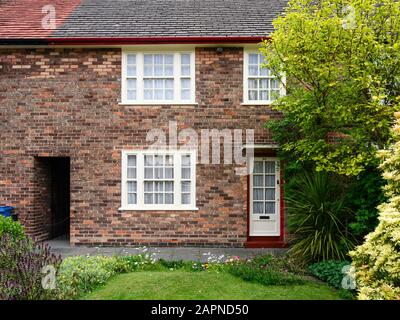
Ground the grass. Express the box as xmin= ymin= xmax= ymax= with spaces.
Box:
xmin=82 ymin=271 xmax=342 ymax=300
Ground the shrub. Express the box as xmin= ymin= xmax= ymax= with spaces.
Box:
xmin=0 ymin=234 xmax=61 ymax=300
xmin=118 ymin=253 xmax=159 ymax=271
xmin=286 ymin=171 xmax=356 ymax=263
xmin=346 ymin=167 xmax=386 ymax=239
xmin=253 ymin=254 xmax=307 ymax=275
xmin=56 ymin=253 xmax=159 ymax=299
xmin=227 ymin=262 xmax=304 ymax=286
xmin=0 ymin=216 xmax=25 ymax=239
xmin=57 ymin=255 xmax=124 ymax=299
xmin=158 ymin=259 xmax=195 ymax=271
xmin=350 ymin=113 xmax=400 ymax=300
xmin=309 ymin=260 xmax=350 ymax=289
xmin=227 ymin=254 xmax=305 ymax=286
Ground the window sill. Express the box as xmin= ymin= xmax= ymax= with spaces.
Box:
xmin=118 ymin=206 xmax=199 ymax=211
xmin=119 ymin=101 xmax=198 ymax=106
xmin=241 ymin=101 xmax=274 ymax=106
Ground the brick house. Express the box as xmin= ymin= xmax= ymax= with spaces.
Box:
xmin=0 ymin=0 xmax=288 ymax=248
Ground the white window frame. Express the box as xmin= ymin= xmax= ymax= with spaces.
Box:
xmin=243 ymin=50 xmax=286 ymax=105
xmin=120 ymin=149 xmax=197 ymax=211
xmin=121 ymin=50 xmax=196 ymax=105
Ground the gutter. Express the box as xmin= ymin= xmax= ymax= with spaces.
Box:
xmin=0 ymin=39 xmax=48 ymax=46
xmin=0 ymin=36 xmax=268 ymax=46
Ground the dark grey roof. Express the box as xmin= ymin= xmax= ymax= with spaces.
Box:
xmin=52 ymin=0 xmax=288 ymax=38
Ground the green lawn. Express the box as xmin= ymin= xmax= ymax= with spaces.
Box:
xmin=82 ymin=271 xmax=341 ymax=300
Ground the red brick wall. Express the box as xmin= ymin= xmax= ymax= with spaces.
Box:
xmin=0 ymin=47 xmax=281 ymax=246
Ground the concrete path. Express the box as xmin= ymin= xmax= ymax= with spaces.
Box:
xmin=46 ymin=239 xmax=285 ymax=262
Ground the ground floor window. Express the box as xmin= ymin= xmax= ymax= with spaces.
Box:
xmin=120 ymin=150 xmax=196 ymax=210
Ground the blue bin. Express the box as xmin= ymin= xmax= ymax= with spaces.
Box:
xmin=0 ymin=206 xmax=14 ymax=218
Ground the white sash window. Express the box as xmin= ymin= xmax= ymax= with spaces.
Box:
xmin=122 ymin=50 xmax=196 ymax=105
xmin=121 ymin=150 xmax=197 ymax=210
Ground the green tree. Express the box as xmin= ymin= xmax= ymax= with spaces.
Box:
xmin=350 ymin=112 xmax=400 ymax=300
xmin=261 ymin=0 xmax=400 ymax=176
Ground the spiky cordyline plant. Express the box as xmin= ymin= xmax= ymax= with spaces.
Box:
xmin=286 ymin=171 xmax=355 ymax=263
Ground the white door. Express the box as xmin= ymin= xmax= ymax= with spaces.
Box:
xmin=249 ymin=157 xmax=280 ymax=236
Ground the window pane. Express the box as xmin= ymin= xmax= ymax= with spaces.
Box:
xmin=249 ymin=90 xmax=258 ymax=100
xmin=253 ymin=202 xmax=264 ymax=214
xmin=260 ymin=91 xmax=269 ymax=101
xmin=165 ymin=90 xmax=174 ymax=100
xmin=265 ymin=202 xmax=275 ymax=214
xmin=127 ymin=54 xmax=136 ymax=65
xmin=128 ymin=155 xmax=136 ymax=167
xmin=260 ymin=79 xmax=269 ymax=89
xmin=254 ymin=161 xmax=264 ymax=173
xmin=145 ymin=155 xmax=153 ymax=166
xmin=164 ymin=54 xmax=173 ymax=64
xmin=155 ymin=181 xmax=163 ymax=192
xmin=127 ymin=90 xmax=136 ymax=100
xmin=165 ymin=167 xmax=174 ymax=179
xmin=181 ymin=78 xmax=190 ymax=89
xmin=248 ymin=79 xmax=258 ymax=89
xmin=154 ymin=54 xmax=163 ymax=64
xmin=181 ymin=54 xmax=190 ymax=65
xmin=164 ymin=65 xmax=173 ymax=76
xmin=181 ymin=193 xmax=190 ymax=205
xmin=144 ymin=168 xmax=153 ymax=179
xmin=265 ymin=175 xmax=275 ymax=187
xmin=182 ymin=167 xmax=190 ymax=179
xmin=265 ymin=161 xmax=275 ymax=174
xmin=127 ymin=65 xmax=136 ymax=77
xmin=127 ymin=79 xmax=136 ymax=89
xmin=165 ymin=155 xmax=174 ymax=166
xmin=144 ymin=181 xmax=153 ymax=192
xmin=271 ymin=79 xmax=279 ymax=89
xmin=253 ymin=188 xmax=264 ymax=200
xmin=144 ymin=54 xmax=153 ymax=64
xmin=144 ymin=89 xmax=153 ymax=100
xmin=154 ymin=155 xmax=163 ymax=166
xmin=260 ymin=67 xmax=269 ymax=76
xmin=144 ymin=193 xmax=153 ymax=204
xmin=154 ymin=79 xmax=162 ymax=89
xmin=165 ymin=181 xmax=174 ymax=192
xmin=144 ymin=65 xmax=153 ymax=76
xmin=181 ymin=65 xmax=190 ymax=76
xmin=155 ymin=65 xmax=163 ymax=76
xmin=253 ymin=175 xmax=263 ymax=187
xmin=182 ymin=155 xmax=191 ymax=166
xmin=155 ymin=193 xmax=163 ymax=204
xmin=181 ymin=181 xmax=191 ymax=193
xmin=127 ymin=168 xmax=136 ymax=179
xmin=154 ymin=89 xmax=163 ymax=100
xmin=165 ymin=193 xmax=174 ymax=204
xmin=181 ymin=89 xmax=190 ymax=100
xmin=127 ymin=181 xmax=137 ymax=192
xmin=155 ymin=168 xmax=163 ymax=179
xmin=249 ymin=65 xmax=258 ymax=76
xmin=265 ymin=189 xmax=275 ymax=201
xmin=249 ymin=54 xmax=259 ymax=64
xmin=128 ymin=193 xmax=137 ymax=205
xmin=165 ymin=79 xmax=174 ymax=88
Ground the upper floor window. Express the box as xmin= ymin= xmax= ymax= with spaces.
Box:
xmin=121 ymin=51 xmax=195 ymax=104
xmin=243 ymin=51 xmax=284 ymax=104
